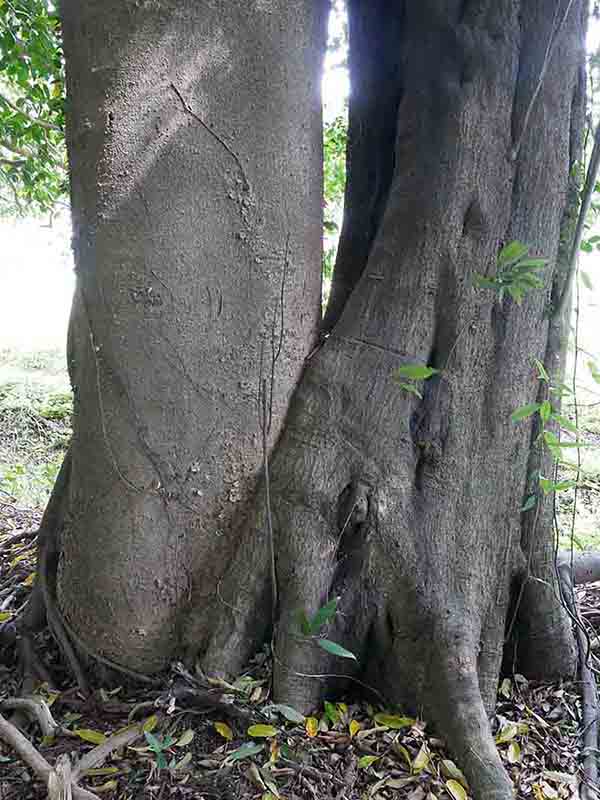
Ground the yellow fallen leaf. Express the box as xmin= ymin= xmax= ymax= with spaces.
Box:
xmin=349 ymin=719 xmax=361 ymax=738
xmin=248 ymin=724 xmax=278 ymax=738
xmin=507 ymin=741 xmax=521 ymax=764
xmin=374 ymin=713 xmax=415 ymax=729
xmin=305 ymin=717 xmax=318 ymax=737
xmin=73 ymin=729 xmax=106 ymax=744
xmin=142 ymin=715 xmax=158 ymax=733
xmin=176 ymin=728 xmax=194 ymax=747
xmin=269 ymin=739 xmax=280 ymax=763
xmin=0 ymin=611 xmax=11 ymax=622
xmin=445 ymin=778 xmax=467 ymax=800
xmin=393 ymin=742 xmax=412 ymax=770
xmin=83 ymin=768 xmax=120 ymax=777
xmin=173 ymin=752 xmax=192 ymax=771
xmin=495 ymin=723 xmax=518 ymax=744
xmin=412 ymin=743 xmax=430 ymax=773
xmin=22 ymin=572 xmax=36 ymax=586
xmin=94 ymin=779 xmax=118 ymax=793
xmin=440 ymin=760 xmax=469 ymax=789
xmin=214 ymin=722 xmax=233 ymax=741
xmin=358 ymin=755 xmax=380 ymax=769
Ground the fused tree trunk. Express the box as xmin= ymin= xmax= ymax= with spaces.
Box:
xmin=29 ymin=2 xmax=588 ymax=800
xmin=196 ymin=3 xmax=587 ymax=799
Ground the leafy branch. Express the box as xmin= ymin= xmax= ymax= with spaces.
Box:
xmin=474 ymin=241 xmax=547 ymax=305
xmin=297 ymin=597 xmax=357 ymax=661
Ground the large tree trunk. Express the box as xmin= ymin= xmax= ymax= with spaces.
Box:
xmin=195 ymin=3 xmax=587 ymax=798
xmin=34 ymin=2 xmax=587 ymax=799
xmin=52 ymin=0 xmax=326 ymax=670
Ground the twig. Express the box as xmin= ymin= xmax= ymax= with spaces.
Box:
xmin=558 ymin=572 xmax=599 ymax=799
xmin=169 ymin=82 xmax=250 ymax=192
xmin=512 ymin=0 xmax=576 ymax=162
xmin=262 ymin=380 xmax=277 ymax=623
xmin=0 ymin=90 xmax=62 ymax=133
xmin=554 ymin=115 xmax=600 ymax=317
xmin=0 ymin=709 xmax=142 ymax=800
xmin=72 ymin=725 xmax=143 ymax=781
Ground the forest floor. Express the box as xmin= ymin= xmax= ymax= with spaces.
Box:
xmin=0 ymin=348 xmax=600 ymax=799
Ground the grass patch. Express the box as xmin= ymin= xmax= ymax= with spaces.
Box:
xmin=0 ymin=378 xmax=72 ymax=508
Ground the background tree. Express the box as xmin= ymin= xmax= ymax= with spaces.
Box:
xmin=0 ymin=0 xmax=65 ymax=214
xmin=6 ymin=2 xmax=592 ymax=799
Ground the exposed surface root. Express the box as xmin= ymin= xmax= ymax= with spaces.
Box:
xmin=0 ymin=709 xmax=143 ymax=800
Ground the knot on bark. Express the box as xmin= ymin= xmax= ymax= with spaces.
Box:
xmin=337 ymin=481 xmax=370 ymax=539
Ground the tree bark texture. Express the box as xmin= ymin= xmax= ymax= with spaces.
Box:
xmin=56 ymin=0 xmax=326 ymax=671
xmin=44 ymin=3 xmax=588 ymax=800
xmin=196 ymin=3 xmax=587 ymax=798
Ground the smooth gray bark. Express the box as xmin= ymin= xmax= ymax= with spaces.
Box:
xmin=56 ymin=0 xmax=326 ymax=670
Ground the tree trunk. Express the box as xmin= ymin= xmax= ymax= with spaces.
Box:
xmin=196 ymin=3 xmax=587 ymax=798
xmin=38 ymin=2 xmax=587 ymax=799
xmin=55 ymin=0 xmax=327 ymax=671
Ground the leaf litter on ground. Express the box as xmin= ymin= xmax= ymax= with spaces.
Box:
xmin=0 ymin=504 xmax=594 ymax=800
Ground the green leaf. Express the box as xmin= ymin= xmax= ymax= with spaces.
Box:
xmin=297 ymin=609 xmax=312 ymax=636
xmin=144 ymin=731 xmax=164 ymax=752
xmin=358 ymin=755 xmax=380 ymax=769
xmin=473 ymin=274 xmax=499 ymax=289
xmin=324 ymin=701 xmax=340 ymax=726
xmin=588 ymin=360 xmax=600 ymax=384
xmin=539 ymin=400 xmax=552 ymax=422
xmin=316 ymin=639 xmax=357 ymax=660
xmin=262 ymin=704 xmax=305 ymax=724
xmin=395 ymin=381 xmax=423 ymax=398
xmin=156 ymin=751 xmax=167 ymax=770
xmin=539 ymin=477 xmax=556 ymax=494
xmin=498 ymin=240 xmax=529 ymax=265
xmin=507 ymin=284 xmax=524 ymax=304
xmin=394 ymin=364 xmax=440 ymax=380
xmin=510 ymin=403 xmax=541 ymax=422
xmin=512 ymin=257 xmax=547 ymax=270
xmin=534 ymin=359 xmax=550 ymax=382
xmin=551 ymin=414 xmax=578 ymax=434
xmin=309 ymin=597 xmax=339 ymax=634
xmin=247 ymin=725 xmax=278 ymax=738
xmin=521 ymin=495 xmax=536 ymax=512
xmin=226 ymin=742 xmax=264 ymax=762
xmin=580 ymin=270 xmax=594 ymax=290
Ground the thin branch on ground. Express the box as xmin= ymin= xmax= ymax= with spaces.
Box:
xmin=0 ymin=709 xmax=143 ymax=800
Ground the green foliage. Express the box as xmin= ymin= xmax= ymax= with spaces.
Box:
xmin=323 ymin=115 xmax=347 ymax=280
xmin=297 ymin=597 xmax=357 ymax=661
xmin=511 ymin=360 xmax=594 ymax=504
xmin=144 ymin=731 xmax=175 ymax=771
xmin=0 ymin=0 xmax=66 ymax=214
xmin=474 ymin=241 xmax=547 ymax=305
xmin=0 ymin=365 xmax=71 ymax=506
xmin=393 ymin=364 xmax=441 ymax=399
